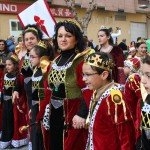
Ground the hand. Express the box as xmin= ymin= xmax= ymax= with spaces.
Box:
xmin=72 ymin=115 xmax=86 ymax=129
xmin=12 ymin=91 xmax=19 ymax=104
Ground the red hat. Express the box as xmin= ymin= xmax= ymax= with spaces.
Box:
xmin=124 ymin=57 xmax=140 ymax=73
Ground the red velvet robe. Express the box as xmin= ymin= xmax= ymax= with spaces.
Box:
xmin=124 ymin=73 xmax=142 ymax=121
xmin=110 ymin=46 xmax=125 ymax=84
xmin=86 ymin=83 xmax=135 ymax=150
xmin=12 ymin=74 xmax=28 ymax=147
xmin=37 ymin=52 xmax=93 ymax=150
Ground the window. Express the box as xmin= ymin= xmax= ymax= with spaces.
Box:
xmin=9 ymin=19 xmax=23 ymax=42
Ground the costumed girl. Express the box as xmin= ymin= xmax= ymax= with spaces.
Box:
xmin=12 ymin=24 xmax=43 ymax=149
xmin=0 ymin=54 xmax=28 ymax=149
xmin=95 ymin=27 xmax=125 ymax=84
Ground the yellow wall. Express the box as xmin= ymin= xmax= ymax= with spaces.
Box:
xmin=0 ymin=5 xmax=147 ymax=45
xmin=0 ymin=14 xmax=17 ymax=40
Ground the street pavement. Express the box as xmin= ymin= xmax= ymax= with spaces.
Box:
xmin=0 ymin=145 xmax=28 ymax=150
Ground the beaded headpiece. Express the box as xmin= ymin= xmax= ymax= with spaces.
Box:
xmin=10 ymin=53 xmax=19 ymax=62
xmin=65 ymin=19 xmax=82 ymax=30
xmin=25 ymin=27 xmax=38 ymax=33
xmin=84 ymin=53 xmax=114 ymax=71
xmin=38 ymin=40 xmax=47 ymax=49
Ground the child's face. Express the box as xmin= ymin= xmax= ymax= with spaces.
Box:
xmin=141 ymin=63 xmax=150 ymax=94
xmin=30 ymin=49 xmax=40 ymax=67
xmin=6 ymin=60 xmax=15 ymax=73
xmin=124 ymin=66 xmax=131 ymax=76
xmin=82 ymin=63 xmax=107 ymax=90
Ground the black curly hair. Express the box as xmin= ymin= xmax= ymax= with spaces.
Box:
xmin=53 ymin=20 xmax=85 ymax=52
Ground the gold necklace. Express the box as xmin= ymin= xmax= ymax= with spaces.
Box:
xmin=56 ymin=53 xmax=75 ymax=66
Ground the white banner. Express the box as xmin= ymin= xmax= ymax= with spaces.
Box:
xmin=18 ymin=0 xmax=56 ymax=39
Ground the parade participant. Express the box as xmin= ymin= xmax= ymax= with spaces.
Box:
xmin=0 ymin=54 xmax=28 ymax=149
xmin=82 ymin=52 xmax=135 ymax=150
xmin=12 ymin=24 xmax=43 ymax=149
xmin=127 ymin=46 xmax=136 ymax=59
xmin=39 ymin=20 xmax=93 ymax=150
xmin=135 ymin=41 xmax=147 ymax=60
xmin=15 ymin=34 xmax=27 ymax=60
xmin=124 ymin=58 xmax=141 ymax=121
xmin=136 ymin=56 xmax=150 ymax=150
xmin=29 ymin=40 xmax=54 ymax=150
xmin=0 ymin=39 xmax=12 ymax=139
xmin=95 ymin=27 xmax=125 ymax=84
xmin=13 ymin=24 xmax=43 ymax=112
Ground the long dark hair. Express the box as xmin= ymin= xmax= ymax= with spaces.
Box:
xmin=53 ymin=20 xmax=85 ymax=52
xmin=0 ymin=39 xmax=9 ymax=53
xmin=5 ymin=56 xmax=19 ymax=76
xmin=98 ymin=28 xmax=114 ymax=45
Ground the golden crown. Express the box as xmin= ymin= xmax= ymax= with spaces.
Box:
xmin=25 ymin=27 xmax=38 ymax=33
xmin=38 ymin=40 xmax=47 ymax=49
xmin=10 ymin=53 xmax=19 ymax=62
xmin=84 ymin=53 xmax=114 ymax=71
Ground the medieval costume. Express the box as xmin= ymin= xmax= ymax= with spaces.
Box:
xmin=0 ymin=49 xmax=12 ymax=138
xmin=96 ymin=46 xmax=125 ymax=84
xmin=124 ymin=58 xmax=142 ymax=121
xmin=40 ymin=48 xmax=93 ymax=150
xmin=83 ymin=52 xmax=135 ymax=150
xmin=0 ymin=73 xmax=28 ymax=149
xmin=31 ymin=56 xmax=50 ymax=150
xmin=85 ymin=82 xmax=135 ymax=150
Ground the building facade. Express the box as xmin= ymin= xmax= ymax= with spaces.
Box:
xmin=0 ymin=0 xmax=150 ymax=45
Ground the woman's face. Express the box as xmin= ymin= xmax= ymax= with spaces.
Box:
xmin=98 ymin=31 xmax=109 ymax=45
xmin=24 ymin=32 xmax=39 ymax=51
xmin=30 ymin=49 xmax=40 ymax=67
xmin=0 ymin=41 xmax=5 ymax=51
xmin=141 ymin=63 xmax=150 ymax=94
xmin=6 ymin=60 xmax=15 ymax=73
xmin=57 ymin=26 xmax=77 ymax=51
xmin=82 ymin=63 xmax=108 ymax=90
xmin=137 ymin=43 xmax=147 ymax=57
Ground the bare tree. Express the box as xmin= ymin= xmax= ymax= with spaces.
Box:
xmin=65 ymin=0 xmax=97 ymax=35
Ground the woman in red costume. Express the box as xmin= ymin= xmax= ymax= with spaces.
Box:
xmin=38 ymin=20 xmax=93 ymax=150
xmin=95 ymin=27 xmax=125 ymax=84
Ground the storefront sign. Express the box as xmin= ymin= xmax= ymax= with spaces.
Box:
xmin=0 ymin=2 xmax=73 ymax=17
